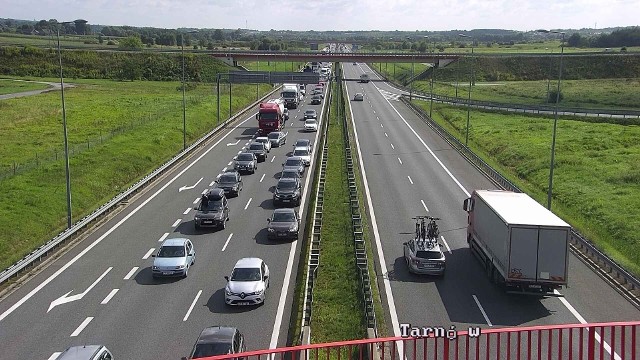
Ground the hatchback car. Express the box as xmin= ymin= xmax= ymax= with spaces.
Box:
xmin=185 ymin=326 xmax=246 ymax=359
xmin=310 ymin=95 xmax=321 ymax=105
xmin=247 ymin=142 xmax=268 ymax=162
xmin=403 ymin=238 xmax=446 ymax=276
xmin=267 ymin=131 xmax=287 ymax=147
xmin=273 ymin=177 xmax=302 ymax=206
xmin=215 ymin=171 xmax=243 ymax=197
xmin=224 ymin=258 xmax=270 ymax=306
xmin=152 ymin=238 xmax=195 ymax=278
xmin=292 ymin=147 xmax=311 ymax=166
xmin=267 ymin=208 xmax=300 ymax=240
xmin=254 ymin=136 xmax=271 ymax=152
xmin=194 ymin=188 xmax=229 ymax=230
xmin=234 ymin=152 xmax=257 ymax=174
xmin=280 ymin=168 xmax=302 ymax=179
xmin=57 ymin=345 xmax=113 ymax=360
xmin=353 ymin=93 xmax=364 ymax=101
xmin=282 ymin=156 xmax=305 ymax=176
xmin=304 ymin=119 xmax=318 ymax=132
xmin=304 ymin=109 xmax=317 ymax=119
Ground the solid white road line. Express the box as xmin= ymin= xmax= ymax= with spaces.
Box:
xmin=123 ymin=267 xmax=138 ymax=280
xmin=244 ymin=198 xmax=252 ymax=210
xmin=101 ymin=289 xmax=119 ymax=304
xmin=183 ymin=208 xmax=191 ymax=215
xmin=142 ymin=248 xmax=155 ymax=260
xmin=440 ymin=236 xmax=452 ymax=254
xmin=158 ymin=232 xmax=169 ymax=242
xmin=183 ymin=290 xmax=202 ymax=322
xmin=193 ymin=197 xmax=200 ymax=204
xmin=70 ymin=317 xmax=93 ymax=337
xmin=408 ymin=176 xmax=414 ymax=184
xmin=47 ymin=352 xmax=61 ymax=360
xmin=172 ymin=219 xmax=181 ymax=227
xmin=421 ymin=200 xmax=429 ymax=212
xmin=222 ymin=233 xmax=233 ymax=251
xmin=0 ymin=111 xmax=259 ymax=324
xmin=344 ymin=77 xmax=404 ymax=357
xmin=398 ymin=157 xmax=403 ymax=165
xmin=472 ymin=295 xmax=493 ymax=326
xmin=260 ymin=174 xmax=266 ymax=182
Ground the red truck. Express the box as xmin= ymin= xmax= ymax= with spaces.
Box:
xmin=256 ymin=99 xmax=287 ymax=135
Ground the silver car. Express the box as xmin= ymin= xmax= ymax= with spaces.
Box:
xmin=255 ymin=136 xmax=272 ymax=152
xmin=282 ymin=156 xmax=305 ymax=176
xmin=152 ymin=238 xmax=196 ymax=278
xmin=57 ymin=345 xmax=113 ymax=360
xmin=292 ymin=146 xmax=311 ymax=166
xmin=224 ymin=258 xmax=270 ymax=306
xmin=403 ymin=238 xmax=445 ymax=276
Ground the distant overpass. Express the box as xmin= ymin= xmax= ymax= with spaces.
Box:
xmin=209 ymin=51 xmax=460 ymax=65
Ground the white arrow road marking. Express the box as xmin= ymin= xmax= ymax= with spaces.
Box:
xmin=179 ymin=177 xmax=203 ymax=192
xmin=222 ymin=233 xmax=233 ymax=252
xmin=70 ymin=317 xmax=93 ymax=337
xmin=183 ymin=290 xmax=202 ymax=321
xmin=227 ymin=140 xmax=240 ymax=146
xmin=48 ymin=267 xmax=112 ymax=313
xmin=101 ymin=289 xmax=119 ymax=304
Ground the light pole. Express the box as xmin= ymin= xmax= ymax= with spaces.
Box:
xmin=545 ymin=48 xmax=554 ymax=103
xmin=459 ymin=34 xmax=474 ymax=146
xmin=427 ymin=37 xmax=437 ymax=117
xmin=55 ymin=20 xmax=83 ymax=229
xmin=537 ymin=29 xmax=566 ymax=210
xmin=181 ymin=29 xmax=198 ymax=150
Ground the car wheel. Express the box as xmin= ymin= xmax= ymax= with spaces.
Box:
xmin=183 ymin=266 xmax=189 ymax=278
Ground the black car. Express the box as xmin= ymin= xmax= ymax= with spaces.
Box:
xmin=282 ymin=156 xmax=305 ymax=176
xmin=310 ymin=95 xmax=321 ymax=105
xmin=267 ymin=131 xmax=287 ymax=147
xmin=304 ymin=109 xmax=317 ymax=119
xmin=215 ymin=171 xmax=243 ymax=197
xmin=234 ymin=152 xmax=257 ymax=174
xmin=185 ymin=326 xmax=246 ymax=359
xmin=267 ymin=208 xmax=300 ymax=240
xmin=248 ymin=142 xmax=268 ymax=162
xmin=194 ymin=188 xmax=229 ymax=230
xmin=273 ymin=177 xmax=302 ymax=206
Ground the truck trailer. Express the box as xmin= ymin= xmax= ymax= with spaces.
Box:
xmin=463 ymin=190 xmax=570 ymax=296
xmin=281 ymin=84 xmax=300 ymax=109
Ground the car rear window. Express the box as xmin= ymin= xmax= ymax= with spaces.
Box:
xmin=268 ymin=133 xmax=280 ymax=139
xmin=237 ymin=154 xmax=253 ymax=161
xmin=286 ymin=159 xmax=301 ymax=166
xmin=249 ymin=144 xmax=263 ymax=150
xmin=415 ymin=251 xmax=442 ymax=260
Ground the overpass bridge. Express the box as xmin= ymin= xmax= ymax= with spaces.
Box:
xmin=209 ymin=51 xmax=460 ymax=66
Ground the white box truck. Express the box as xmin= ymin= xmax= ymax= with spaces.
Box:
xmin=281 ymin=84 xmax=300 ymax=109
xmin=463 ymin=190 xmax=570 ymax=296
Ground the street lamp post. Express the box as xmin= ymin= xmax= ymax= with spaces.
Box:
xmin=181 ymin=29 xmax=198 ymax=150
xmin=429 ymin=38 xmax=437 ymax=117
xmin=55 ymin=20 xmax=83 ymax=229
xmin=459 ymin=34 xmax=474 ymax=146
xmin=537 ymin=29 xmax=566 ymax=210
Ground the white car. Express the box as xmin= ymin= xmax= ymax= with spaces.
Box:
xmin=304 ymin=119 xmax=318 ymax=132
xmin=255 ymin=136 xmax=272 ymax=152
xmin=292 ymin=146 xmax=311 ymax=166
xmin=224 ymin=257 xmax=270 ymax=306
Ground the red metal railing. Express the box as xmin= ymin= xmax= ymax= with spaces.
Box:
xmin=195 ymin=321 xmax=640 ymax=360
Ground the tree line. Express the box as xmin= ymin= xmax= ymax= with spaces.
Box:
xmin=567 ymin=27 xmax=640 ymax=49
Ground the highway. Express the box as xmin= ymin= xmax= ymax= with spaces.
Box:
xmin=0 ymin=84 xmax=327 ymax=359
xmin=342 ymin=62 xmax=640 ymax=354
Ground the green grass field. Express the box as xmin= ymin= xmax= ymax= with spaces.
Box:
xmin=363 ymin=41 xmax=640 ymax=54
xmin=0 ymin=77 xmax=271 ymax=270
xmin=413 ymin=100 xmax=640 ymax=277
xmin=311 ymin=82 xmax=366 ymax=343
xmin=0 ymin=78 xmax=51 ymax=94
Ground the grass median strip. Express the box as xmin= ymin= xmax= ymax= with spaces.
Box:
xmin=311 ymin=81 xmax=366 ymax=343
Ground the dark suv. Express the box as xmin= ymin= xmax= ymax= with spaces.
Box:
xmin=194 ymin=188 xmax=229 ymax=230
xmin=273 ymin=178 xmax=302 ymax=206
xmin=234 ymin=152 xmax=257 ymax=174
xmin=184 ymin=326 xmax=246 ymax=360
xmin=248 ymin=142 xmax=268 ymax=162
xmin=215 ymin=171 xmax=243 ymax=197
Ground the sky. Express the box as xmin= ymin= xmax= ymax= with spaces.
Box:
xmin=2 ymin=0 xmax=639 ymax=31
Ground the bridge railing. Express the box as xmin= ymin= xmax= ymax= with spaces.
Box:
xmin=193 ymin=321 xmax=639 ymax=360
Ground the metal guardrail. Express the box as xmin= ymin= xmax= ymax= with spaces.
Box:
xmin=300 ymin=79 xmax=332 ymax=334
xmin=400 ymin=95 xmax=640 ymax=308
xmin=0 ymin=87 xmax=281 ymax=285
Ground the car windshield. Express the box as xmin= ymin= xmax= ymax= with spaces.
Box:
xmin=230 ymin=267 xmax=262 ymax=281
xmin=281 ymin=171 xmax=298 ymax=178
xmin=282 ymin=92 xmax=296 ymax=99
xmin=416 ymin=250 xmax=442 ymax=260
xmin=158 ymin=245 xmax=185 ymax=258
xmin=293 ymin=149 xmax=309 ymax=156
xmin=295 ymin=140 xmax=309 ymax=147
xmin=260 ymin=112 xmax=277 ymax=120
xmin=192 ymin=343 xmax=232 ymax=357
xmin=278 ymin=181 xmax=297 ymax=190
xmin=201 ymin=199 xmax=223 ymax=211
xmin=272 ymin=212 xmax=296 ymax=222
xmin=268 ymin=133 xmax=280 ymax=139
xmin=218 ymin=175 xmax=236 ymax=184
xmin=305 ymin=111 xmax=315 ymax=115
xmin=256 ymin=138 xmax=268 ymax=143
xmin=305 ymin=120 xmax=316 ymax=124
xmin=249 ymin=144 xmax=263 ymax=150
xmin=237 ymin=154 xmax=253 ymax=161
xmin=312 ymin=96 xmax=320 ymax=99
xmin=285 ymin=159 xmax=301 ymax=166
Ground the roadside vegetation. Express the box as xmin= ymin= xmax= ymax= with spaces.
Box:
xmin=0 ymin=78 xmax=272 ymax=270
xmin=239 ymin=61 xmax=306 ymax=72
xmin=0 ymin=79 xmax=50 ymax=94
xmin=311 ymin=79 xmax=366 ymax=343
xmin=413 ymin=100 xmax=640 ymax=277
